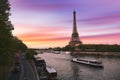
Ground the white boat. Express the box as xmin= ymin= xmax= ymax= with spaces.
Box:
xmin=46 ymin=66 xmax=57 ymax=80
xmin=71 ymin=58 xmax=103 ymax=68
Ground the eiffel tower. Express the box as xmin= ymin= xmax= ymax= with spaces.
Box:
xmin=69 ymin=11 xmax=82 ymax=46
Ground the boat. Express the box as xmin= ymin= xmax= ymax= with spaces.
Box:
xmin=33 ymin=55 xmax=46 ymax=70
xmin=52 ymin=51 xmax=60 ymax=54
xmin=71 ymin=58 xmax=103 ymax=68
xmin=46 ymin=66 xmax=57 ymax=80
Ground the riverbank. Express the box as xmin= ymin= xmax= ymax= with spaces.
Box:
xmin=72 ymin=52 xmax=120 ymax=57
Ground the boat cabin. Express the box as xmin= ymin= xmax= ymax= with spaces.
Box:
xmin=33 ymin=55 xmax=46 ymax=69
xmin=77 ymin=59 xmax=89 ymax=62
xmin=89 ymin=60 xmax=102 ymax=64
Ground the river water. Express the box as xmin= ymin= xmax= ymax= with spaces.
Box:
xmin=38 ymin=52 xmax=120 ymax=80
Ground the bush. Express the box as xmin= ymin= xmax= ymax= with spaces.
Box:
xmin=25 ymin=49 xmax=37 ymax=60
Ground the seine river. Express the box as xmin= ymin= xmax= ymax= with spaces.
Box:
xmin=38 ymin=52 xmax=120 ymax=80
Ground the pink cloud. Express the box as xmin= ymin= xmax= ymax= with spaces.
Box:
xmin=63 ymin=13 xmax=120 ymax=26
xmin=10 ymin=0 xmax=76 ymax=11
xmin=81 ymin=26 xmax=120 ymax=33
xmin=81 ymin=33 xmax=120 ymax=44
xmin=13 ymin=23 xmax=65 ymax=35
xmin=78 ymin=13 xmax=120 ymax=25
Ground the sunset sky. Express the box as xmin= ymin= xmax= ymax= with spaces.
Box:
xmin=9 ymin=0 xmax=120 ymax=48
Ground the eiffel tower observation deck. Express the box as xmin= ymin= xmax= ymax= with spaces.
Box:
xmin=69 ymin=11 xmax=82 ymax=46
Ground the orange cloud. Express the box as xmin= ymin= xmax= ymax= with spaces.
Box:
xmin=13 ymin=23 xmax=120 ymax=48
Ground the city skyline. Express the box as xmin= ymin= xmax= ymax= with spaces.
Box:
xmin=9 ymin=0 xmax=120 ymax=48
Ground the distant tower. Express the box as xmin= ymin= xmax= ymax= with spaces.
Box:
xmin=69 ymin=11 xmax=82 ymax=46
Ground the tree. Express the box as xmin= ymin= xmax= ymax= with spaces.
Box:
xmin=25 ymin=49 xmax=37 ymax=60
xmin=0 ymin=0 xmax=14 ymax=80
xmin=62 ymin=45 xmax=75 ymax=52
xmin=12 ymin=37 xmax=28 ymax=52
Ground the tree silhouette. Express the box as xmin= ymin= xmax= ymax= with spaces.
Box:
xmin=0 ymin=0 xmax=14 ymax=79
xmin=0 ymin=0 xmax=28 ymax=79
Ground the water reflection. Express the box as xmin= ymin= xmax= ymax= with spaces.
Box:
xmin=71 ymin=62 xmax=82 ymax=80
xmin=38 ymin=52 xmax=120 ymax=80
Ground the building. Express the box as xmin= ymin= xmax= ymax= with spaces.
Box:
xmin=69 ymin=11 xmax=82 ymax=47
